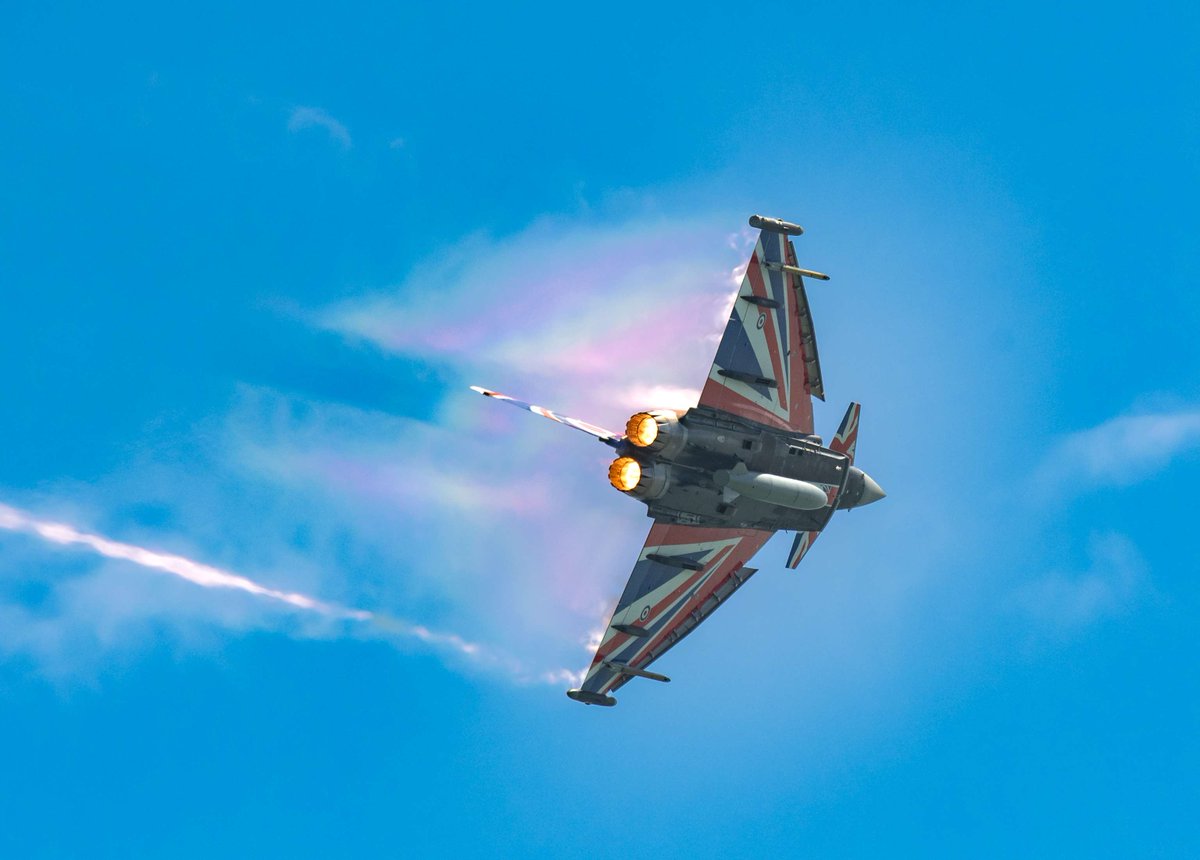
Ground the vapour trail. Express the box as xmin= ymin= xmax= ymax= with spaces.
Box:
xmin=0 ymin=502 xmax=580 ymax=685
xmin=0 ymin=502 xmax=370 ymax=619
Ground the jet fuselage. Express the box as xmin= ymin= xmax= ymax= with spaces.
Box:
xmin=609 ymin=404 xmax=884 ymax=533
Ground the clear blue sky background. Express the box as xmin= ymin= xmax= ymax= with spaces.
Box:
xmin=3 ymin=2 xmax=1198 ymax=857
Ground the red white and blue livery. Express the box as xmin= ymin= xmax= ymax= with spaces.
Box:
xmin=474 ymin=215 xmax=886 ymax=706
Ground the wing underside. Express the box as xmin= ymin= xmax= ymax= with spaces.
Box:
xmin=698 ymin=229 xmax=824 ymax=434
xmin=470 ymin=386 xmax=621 ymax=445
xmin=575 ymin=522 xmax=773 ymax=700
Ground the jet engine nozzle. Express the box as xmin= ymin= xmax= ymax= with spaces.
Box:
xmin=624 ymin=410 xmax=688 ymax=459
xmin=608 ymin=456 xmax=670 ymax=500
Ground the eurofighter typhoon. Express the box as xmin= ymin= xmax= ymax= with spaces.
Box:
xmin=473 ymin=215 xmax=885 ymax=706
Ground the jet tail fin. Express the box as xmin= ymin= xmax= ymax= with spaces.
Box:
xmin=470 ymin=386 xmax=622 ymax=447
xmin=828 ymin=402 xmax=861 ymax=465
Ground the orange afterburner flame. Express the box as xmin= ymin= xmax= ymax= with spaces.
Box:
xmin=626 ymin=412 xmax=658 ymax=448
xmin=608 ymin=456 xmax=642 ymax=492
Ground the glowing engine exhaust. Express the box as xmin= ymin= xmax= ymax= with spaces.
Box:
xmin=608 ymin=456 xmax=642 ymax=492
xmin=626 ymin=414 xmax=658 ymax=448
xmin=624 ymin=410 xmax=687 ymax=458
xmin=608 ymin=456 xmax=670 ymax=500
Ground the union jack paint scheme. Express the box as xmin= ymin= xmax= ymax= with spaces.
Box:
xmin=474 ymin=215 xmax=886 ymax=706
xmin=828 ymin=401 xmax=861 ymax=462
xmin=699 ymin=224 xmax=822 ymax=433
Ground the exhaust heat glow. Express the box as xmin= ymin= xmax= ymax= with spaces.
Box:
xmin=626 ymin=412 xmax=659 ymax=448
xmin=608 ymin=456 xmax=642 ymax=492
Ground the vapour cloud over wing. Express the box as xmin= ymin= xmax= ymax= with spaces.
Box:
xmin=316 ymin=214 xmax=748 ymax=416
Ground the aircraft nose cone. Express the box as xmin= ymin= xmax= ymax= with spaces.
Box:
xmin=857 ymin=472 xmax=887 ymax=507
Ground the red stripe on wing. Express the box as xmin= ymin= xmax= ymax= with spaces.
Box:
xmin=596 ymin=529 xmax=771 ymax=693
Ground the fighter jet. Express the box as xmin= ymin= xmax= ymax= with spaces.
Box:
xmin=473 ymin=215 xmax=885 ymax=706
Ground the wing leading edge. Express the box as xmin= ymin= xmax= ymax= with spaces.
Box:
xmin=570 ymin=523 xmax=773 ymax=705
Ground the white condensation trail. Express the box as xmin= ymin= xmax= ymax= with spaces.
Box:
xmin=0 ymin=503 xmax=368 ymax=620
xmin=0 ymin=502 xmax=582 ymax=685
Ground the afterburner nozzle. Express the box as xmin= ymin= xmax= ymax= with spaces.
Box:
xmin=626 ymin=413 xmax=659 ymax=448
xmin=622 ymin=410 xmax=687 ymax=458
xmin=608 ymin=456 xmax=642 ymax=492
xmin=607 ymin=455 xmax=670 ymax=500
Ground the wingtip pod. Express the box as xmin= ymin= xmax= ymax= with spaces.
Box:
xmin=749 ymin=214 xmax=804 ymax=235
xmin=567 ymin=689 xmax=617 ymax=707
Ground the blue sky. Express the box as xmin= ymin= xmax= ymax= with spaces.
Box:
xmin=2 ymin=2 xmax=1198 ymax=856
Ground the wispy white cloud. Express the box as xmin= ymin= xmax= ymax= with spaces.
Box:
xmin=287 ymin=106 xmax=352 ymax=149
xmin=1037 ymin=407 xmax=1200 ymax=489
xmin=1015 ymin=405 xmax=1193 ymax=640
xmin=1013 ymin=532 xmax=1147 ymax=636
